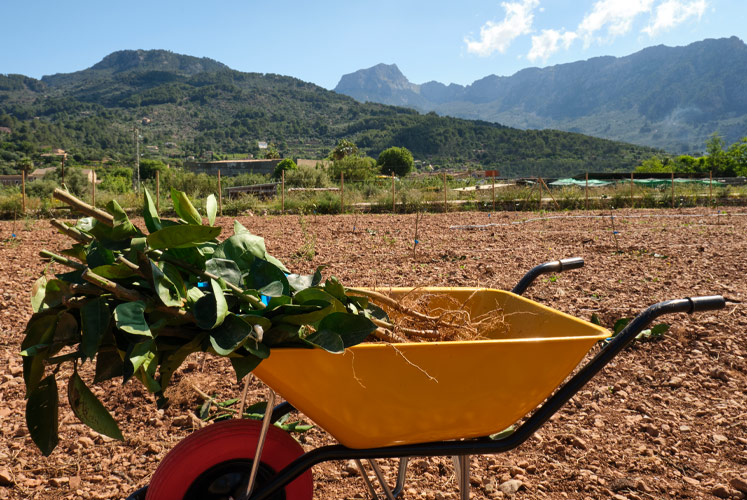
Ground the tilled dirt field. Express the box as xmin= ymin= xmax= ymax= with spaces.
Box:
xmin=0 ymin=208 xmax=745 ymax=500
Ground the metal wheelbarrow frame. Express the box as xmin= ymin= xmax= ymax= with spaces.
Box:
xmin=126 ymin=258 xmax=725 ymax=500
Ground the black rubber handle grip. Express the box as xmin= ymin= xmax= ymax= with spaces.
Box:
xmin=558 ymin=257 xmax=584 ymax=271
xmin=688 ymin=295 xmax=726 ymax=313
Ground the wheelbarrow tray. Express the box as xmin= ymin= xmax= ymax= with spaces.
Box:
xmin=254 ymin=287 xmax=609 ymax=449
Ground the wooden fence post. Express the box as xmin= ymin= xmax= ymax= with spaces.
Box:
xmin=709 ymin=171 xmax=713 ymax=209
xmin=392 ymin=172 xmax=395 ymax=213
xmin=443 ymin=172 xmax=447 ymax=213
xmin=92 ymin=170 xmax=96 ymax=207
xmin=217 ymin=169 xmax=223 ymax=216
xmin=492 ymin=173 xmax=496 ymax=212
xmin=340 ymin=172 xmax=344 ymax=214
xmin=155 ymin=170 xmax=160 ymax=213
xmin=538 ymin=177 xmax=543 ymax=211
xmin=671 ymin=172 xmax=675 ymax=208
xmin=585 ymin=172 xmax=589 ymax=210
xmin=22 ymin=169 xmax=26 ymax=214
xmin=630 ymin=172 xmax=634 ymax=208
xmin=281 ymin=169 xmax=285 ymax=214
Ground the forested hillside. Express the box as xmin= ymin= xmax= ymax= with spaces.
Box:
xmin=0 ymin=50 xmax=657 ymax=177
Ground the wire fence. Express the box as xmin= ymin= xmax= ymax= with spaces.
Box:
xmin=1 ymin=169 xmax=747 ymax=219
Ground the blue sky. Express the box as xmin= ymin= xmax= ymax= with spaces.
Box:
xmin=1 ymin=0 xmax=744 ymax=89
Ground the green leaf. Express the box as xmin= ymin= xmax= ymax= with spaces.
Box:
xmin=114 ymin=301 xmax=152 ymax=337
xmin=613 ymin=318 xmax=631 ymax=336
xmin=230 ymin=355 xmax=263 ymax=383
xmin=94 ymin=344 xmax=124 ymax=383
xmin=31 ymin=276 xmax=47 ymax=313
xmin=324 ymin=277 xmax=347 ymax=302
xmin=651 ymin=323 xmax=669 ymax=336
xmin=314 ymin=312 xmax=376 ymax=350
xmin=21 ymin=312 xmax=58 ymax=393
xmin=31 ymin=278 xmax=69 ymax=313
xmin=205 ymin=258 xmax=242 ymax=287
xmin=150 ymin=261 xmax=184 ymax=308
xmin=147 ymin=224 xmax=221 ymax=250
xmin=214 ymin=231 xmax=289 ymax=273
xmin=271 ymin=303 xmax=332 ymax=326
xmin=164 ymin=246 xmax=206 ymax=269
xmin=293 ymin=288 xmax=346 ymax=312
xmin=305 ymin=328 xmax=345 ymax=353
xmin=590 ymin=313 xmax=602 ymax=326
xmin=143 ymin=188 xmax=162 ymax=233
xmin=86 ymin=241 xmax=115 ymax=268
xmin=194 ymin=279 xmax=228 ymax=330
xmin=80 ymin=298 xmax=111 ymax=361
xmin=209 ymin=314 xmax=265 ymax=356
xmin=26 ymin=375 xmax=58 ymax=456
xmin=206 ymin=194 xmax=218 ymax=226
xmin=106 ymin=199 xmax=140 ymax=240
xmin=234 ymin=220 xmax=250 ymax=234
xmin=68 ymin=370 xmax=123 ymax=441
xmin=170 ymin=187 xmax=202 ymax=225
xmin=158 ymin=334 xmax=206 ymax=390
xmin=245 ymin=258 xmax=289 ymax=296
xmin=126 ymin=339 xmax=156 ymax=382
xmin=90 ymin=264 xmax=136 ymax=280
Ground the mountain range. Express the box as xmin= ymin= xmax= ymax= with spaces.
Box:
xmin=0 ymin=50 xmax=657 ymax=177
xmin=334 ymin=37 xmax=747 ymax=153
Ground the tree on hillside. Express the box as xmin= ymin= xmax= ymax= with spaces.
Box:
xmin=727 ymin=138 xmax=747 ymax=176
xmin=273 ymin=158 xmax=297 ymax=179
xmin=139 ymin=159 xmax=167 ymax=179
xmin=377 ymin=146 xmax=414 ymax=177
xmin=706 ymin=133 xmax=730 ymax=174
xmin=264 ymin=143 xmax=280 ymax=159
xmin=328 ymin=139 xmax=358 ymax=161
xmin=330 ymin=155 xmax=378 ymax=182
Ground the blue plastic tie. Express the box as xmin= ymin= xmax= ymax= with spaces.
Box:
xmin=613 ymin=231 xmax=620 ymax=235
xmin=261 ymin=295 xmax=270 ymax=306
xmin=11 ymin=233 xmax=16 ymax=238
xmin=197 ymin=281 xmax=209 ymax=289
xmin=414 ymin=239 xmax=419 ymax=245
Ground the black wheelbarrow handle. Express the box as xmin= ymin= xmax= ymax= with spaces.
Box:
xmin=245 ymin=295 xmax=726 ymax=500
xmin=512 ymin=257 xmax=584 ymax=295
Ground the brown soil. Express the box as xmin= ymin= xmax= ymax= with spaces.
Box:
xmin=0 ymin=208 xmax=745 ymax=500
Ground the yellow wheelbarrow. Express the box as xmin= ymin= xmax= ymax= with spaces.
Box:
xmin=128 ymin=258 xmax=725 ymax=500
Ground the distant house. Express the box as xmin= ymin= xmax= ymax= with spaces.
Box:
xmin=0 ymin=127 xmax=11 ymax=135
xmin=258 ymin=141 xmax=268 ymax=150
xmin=0 ymin=175 xmax=22 ymax=185
xmin=27 ymin=167 xmax=98 ymax=183
xmin=145 ymin=145 xmax=159 ymax=152
xmin=142 ymin=117 xmax=152 ymax=125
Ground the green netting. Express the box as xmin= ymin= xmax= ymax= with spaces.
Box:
xmin=549 ymin=178 xmax=612 ymax=187
xmin=631 ymin=178 xmax=725 ymax=186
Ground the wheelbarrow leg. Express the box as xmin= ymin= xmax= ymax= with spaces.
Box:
xmin=453 ymin=455 xmax=471 ymax=500
xmin=355 ymin=459 xmax=399 ymax=500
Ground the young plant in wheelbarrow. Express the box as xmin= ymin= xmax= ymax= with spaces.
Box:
xmin=21 ymin=189 xmax=728 ymax=500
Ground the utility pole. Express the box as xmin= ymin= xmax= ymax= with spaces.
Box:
xmin=134 ymin=126 xmax=140 ymax=192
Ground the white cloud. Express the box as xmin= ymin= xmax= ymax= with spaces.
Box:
xmin=465 ymin=0 xmax=540 ymax=57
xmin=528 ymin=29 xmax=579 ymax=62
xmin=642 ymin=0 xmax=708 ymax=36
xmin=578 ymin=0 xmax=655 ymax=44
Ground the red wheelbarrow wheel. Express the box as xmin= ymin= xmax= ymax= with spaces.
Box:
xmin=146 ymin=419 xmax=312 ymax=500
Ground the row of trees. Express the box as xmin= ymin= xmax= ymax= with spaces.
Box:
xmin=636 ymin=133 xmax=747 ymax=176
xmin=273 ymin=140 xmax=414 ymax=181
